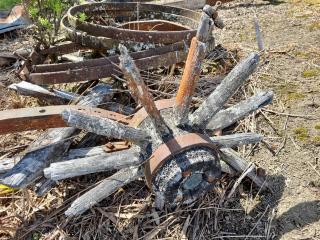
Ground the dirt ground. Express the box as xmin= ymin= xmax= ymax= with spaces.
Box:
xmin=0 ymin=0 xmax=319 ymax=239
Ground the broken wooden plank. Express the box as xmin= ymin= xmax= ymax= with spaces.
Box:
xmin=65 ymin=166 xmax=143 ymax=217
xmin=191 ymin=53 xmax=260 ymax=129
xmin=206 ymin=91 xmax=274 ymax=131
xmin=0 ymin=84 xmax=113 ymax=188
xmin=44 ymin=148 xmax=142 ymax=181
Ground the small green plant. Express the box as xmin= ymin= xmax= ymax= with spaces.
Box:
xmin=293 ymin=126 xmax=309 ymax=141
xmin=315 ymin=123 xmax=320 ymax=130
xmin=23 ymin=0 xmax=73 ymax=48
xmin=0 ymin=0 xmax=20 ymax=10
xmin=78 ymin=12 xmax=87 ymax=22
xmin=302 ymin=68 xmax=320 ymax=78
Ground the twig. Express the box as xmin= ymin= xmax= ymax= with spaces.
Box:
xmin=227 ymin=163 xmax=255 ymax=199
xmin=262 ymin=108 xmax=318 ymax=120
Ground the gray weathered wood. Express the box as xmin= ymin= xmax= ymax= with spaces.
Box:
xmin=65 ymin=166 xmax=143 ymax=217
xmin=254 ymin=16 xmax=264 ymax=52
xmin=210 ymin=133 xmax=263 ymax=148
xmin=206 ymin=91 xmax=274 ymax=130
xmin=0 ymin=145 xmax=107 ymax=174
xmin=119 ymin=45 xmax=171 ymax=139
xmin=0 ymin=84 xmax=113 ymax=188
xmin=61 ymin=109 xmax=150 ymax=144
xmin=191 ymin=53 xmax=260 ymax=129
xmin=0 ymin=157 xmax=18 ymax=174
xmin=220 ymin=148 xmax=268 ymax=190
xmin=44 ymin=148 xmax=142 ymax=181
xmin=8 ymin=81 xmax=81 ymax=104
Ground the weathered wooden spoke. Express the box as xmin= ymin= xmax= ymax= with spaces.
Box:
xmin=44 ymin=148 xmax=142 ymax=181
xmin=119 ymin=44 xmax=171 ymax=139
xmin=206 ymin=91 xmax=274 ymax=131
xmin=191 ymin=52 xmax=260 ymax=129
xmin=65 ymin=167 xmax=143 ymax=217
xmin=61 ymin=108 xmax=150 ymax=145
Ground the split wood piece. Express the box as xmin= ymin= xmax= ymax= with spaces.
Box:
xmin=34 ymin=177 xmax=57 ymax=196
xmin=191 ymin=53 xmax=260 ymax=129
xmin=206 ymin=91 xmax=274 ymax=131
xmin=119 ymin=45 xmax=171 ymax=138
xmin=174 ymin=13 xmax=210 ymax=126
xmin=61 ymin=108 xmax=149 ymax=144
xmin=210 ymin=133 xmax=263 ymax=148
xmin=65 ymin=166 xmax=143 ymax=217
xmin=220 ymin=148 xmax=268 ymax=190
xmin=44 ymin=148 xmax=141 ymax=181
xmin=0 ymin=84 xmax=113 ymax=188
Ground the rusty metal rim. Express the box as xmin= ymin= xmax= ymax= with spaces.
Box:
xmin=29 ymin=49 xmax=187 ymax=84
xmin=67 ymin=3 xmax=200 ymax=44
xmin=129 ymin=98 xmax=175 ymax=128
xmin=33 ymin=41 xmax=186 ymax=73
xmin=144 ymin=133 xmax=218 ymax=188
xmin=0 ymin=105 xmax=130 ymax=135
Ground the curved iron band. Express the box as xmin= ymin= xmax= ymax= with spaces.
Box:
xmin=144 ymin=133 xmax=218 ymax=188
xmin=29 ymin=50 xmax=187 ymax=84
xmin=61 ymin=16 xmax=118 ymax=50
xmin=67 ymin=3 xmax=200 ymax=44
xmin=34 ymin=40 xmax=186 ymax=73
xmin=129 ymin=98 xmax=175 ymax=128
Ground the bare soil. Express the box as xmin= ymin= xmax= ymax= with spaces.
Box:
xmin=0 ymin=0 xmax=319 ymax=239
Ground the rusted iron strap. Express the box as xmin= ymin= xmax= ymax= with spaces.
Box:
xmin=29 ymin=50 xmax=187 ymax=85
xmin=40 ymin=42 xmax=85 ymax=56
xmin=104 ymin=141 xmax=130 ymax=153
xmin=144 ymin=133 xmax=218 ymax=187
xmin=119 ymin=20 xmax=190 ymax=31
xmin=33 ymin=41 xmax=185 ymax=73
xmin=67 ymin=3 xmax=200 ymax=44
xmin=129 ymin=98 xmax=175 ymax=127
xmin=0 ymin=105 xmax=130 ymax=135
